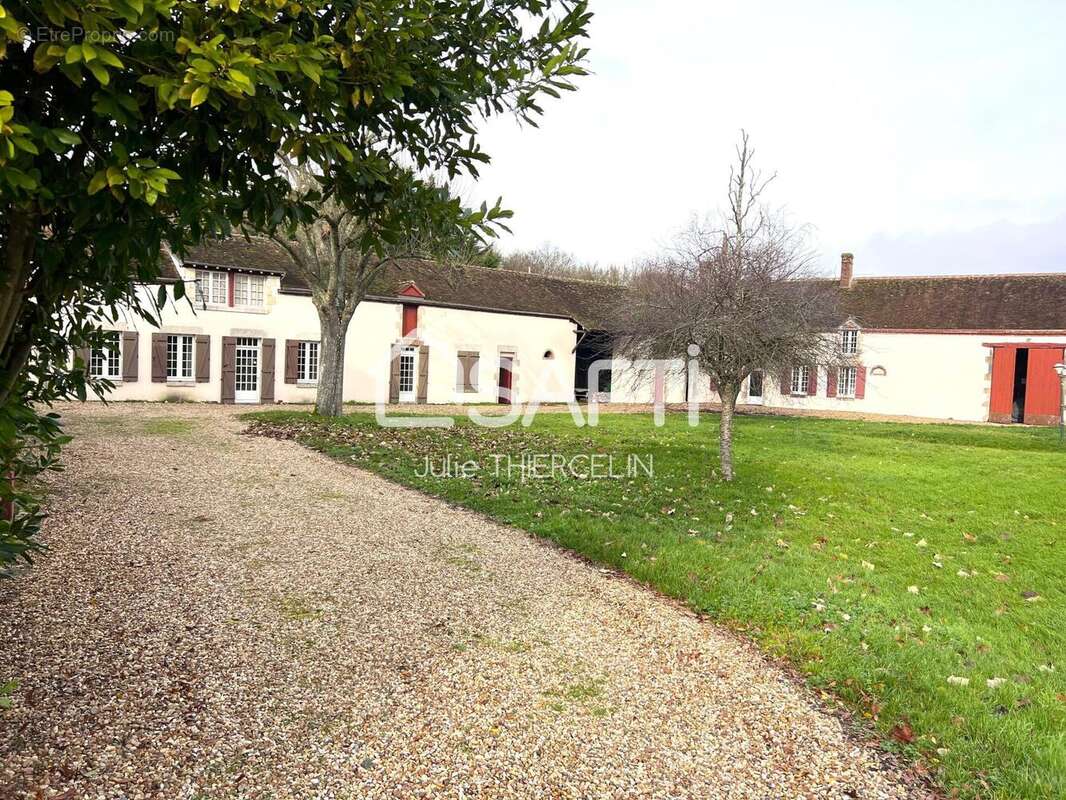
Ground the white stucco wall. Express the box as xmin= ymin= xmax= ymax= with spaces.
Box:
xmin=606 ymin=332 xmax=1066 ymax=423
xmin=91 ymin=267 xmax=579 ymax=406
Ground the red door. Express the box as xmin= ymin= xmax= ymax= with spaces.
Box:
xmin=1024 ymin=348 xmax=1065 ymax=426
xmin=498 ymin=356 xmax=513 ymax=404
xmin=988 ymin=347 xmax=1016 ymax=424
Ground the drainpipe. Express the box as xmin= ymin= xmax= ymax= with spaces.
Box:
xmin=1055 ymin=363 xmax=1066 ymax=442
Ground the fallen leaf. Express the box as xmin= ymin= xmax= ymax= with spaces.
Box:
xmin=986 ymin=677 xmax=1006 ymax=689
xmin=1021 ymin=590 xmax=1040 ymax=601
xmin=907 ymin=585 xmax=919 ymax=594
xmin=947 ymin=676 xmax=970 ymax=687
xmin=891 ymin=721 xmax=916 ymax=744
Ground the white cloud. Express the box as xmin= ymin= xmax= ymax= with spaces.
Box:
xmin=464 ymin=0 xmax=1066 ymax=275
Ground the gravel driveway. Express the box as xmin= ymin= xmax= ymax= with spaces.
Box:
xmin=0 ymin=404 xmax=928 ymax=799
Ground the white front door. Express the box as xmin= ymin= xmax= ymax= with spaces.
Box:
xmin=398 ymin=346 xmax=417 ymax=402
xmin=235 ymin=337 xmax=261 ymax=404
xmin=747 ymin=370 xmax=765 ymax=405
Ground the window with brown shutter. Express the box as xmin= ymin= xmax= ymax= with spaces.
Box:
xmin=195 ymin=335 xmax=210 ymax=382
xmin=456 ymin=351 xmax=479 ymax=392
xmin=121 ymin=332 xmax=138 ymax=381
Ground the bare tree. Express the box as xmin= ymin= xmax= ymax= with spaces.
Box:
xmin=251 ymin=164 xmax=492 ymax=416
xmin=501 ymin=243 xmax=634 ymax=284
xmin=614 ymin=132 xmax=841 ymax=480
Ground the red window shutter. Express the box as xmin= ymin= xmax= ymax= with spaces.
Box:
xmin=227 ymin=272 xmax=235 ymax=307
xmin=807 ymin=365 xmax=818 ymax=396
xmin=151 ymin=333 xmax=167 ymax=382
xmin=826 ymin=367 xmax=838 ymax=397
xmin=780 ymin=367 xmax=793 ymax=395
xmin=855 ymin=366 xmax=867 ymax=399
xmin=284 ymin=340 xmax=299 ymax=384
xmin=402 ymin=304 xmax=418 ymax=337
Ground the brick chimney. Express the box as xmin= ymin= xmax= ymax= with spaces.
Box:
xmin=840 ymin=252 xmax=854 ymax=289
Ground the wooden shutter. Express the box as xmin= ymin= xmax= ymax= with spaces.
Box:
xmin=151 ymin=333 xmax=167 ymax=383
xmin=416 ymin=345 xmax=430 ymax=402
xmin=807 ymin=365 xmax=818 ymax=396
xmin=855 ymin=366 xmax=867 ymax=399
xmin=221 ymin=337 xmax=236 ymax=403
xmin=388 ymin=345 xmax=401 ymax=403
xmin=826 ymin=366 xmax=838 ymax=398
xmin=780 ymin=367 xmax=793 ymax=395
xmin=402 ymin=304 xmax=418 ymax=337
xmin=261 ymin=338 xmax=276 ymax=403
xmin=285 ymin=340 xmax=299 ymax=384
xmin=457 ymin=352 xmax=479 ymax=392
xmin=467 ymin=354 xmax=479 ymax=391
xmin=121 ymin=332 xmax=138 ymax=381
xmin=195 ymin=335 xmax=210 ymax=382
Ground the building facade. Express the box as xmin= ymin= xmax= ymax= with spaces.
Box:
xmin=86 ymin=240 xmax=1066 ymax=426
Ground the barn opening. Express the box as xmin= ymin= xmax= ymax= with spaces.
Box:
xmin=1010 ymin=348 xmax=1029 ymax=423
xmin=988 ymin=343 xmax=1065 ymax=425
xmin=574 ymin=330 xmax=613 ymax=402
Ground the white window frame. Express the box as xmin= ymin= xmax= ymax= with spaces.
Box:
xmin=841 ymin=328 xmax=859 ymax=355
xmin=838 ymin=366 xmax=857 ymax=398
xmin=90 ymin=332 xmax=122 ymax=379
xmin=196 ymin=269 xmax=228 ymax=307
xmin=297 ymin=340 xmax=319 ymax=384
xmin=233 ymin=274 xmax=265 ymax=308
xmin=167 ymin=334 xmax=195 ymax=382
xmin=790 ymin=365 xmax=810 ymax=395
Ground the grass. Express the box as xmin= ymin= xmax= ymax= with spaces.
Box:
xmin=245 ymin=408 xmax=1066 ymax=799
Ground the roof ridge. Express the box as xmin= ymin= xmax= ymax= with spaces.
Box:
xmin=440 ymin=260 xmax=629 ymax=289
xmin=853 ymin=271 xmax=1066 ymax=282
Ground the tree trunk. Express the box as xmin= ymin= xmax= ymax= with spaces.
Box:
xmin=719 ymin=387 xmax=737 ymax=481
xmin=315 ymin=306 xmax=349 ymax=417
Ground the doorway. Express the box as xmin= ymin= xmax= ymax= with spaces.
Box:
xmin=498 ymin=354 xmax=514 ymax=404
xmin=398 ymin=346 xmax=417 ymax=403
xmin=1011 ymin=349 xmax=1029 ymax=423
xmin=747 ymin=370 xmax=765 ymax=405
xmin=234 ymin=337 xmax=260 ymax=404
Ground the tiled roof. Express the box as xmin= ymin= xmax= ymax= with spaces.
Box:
xmin=176 ymin=236 xmax=627 ymax=329
xmin=170 ymin=237 xmax=1066 ymax=333
xmin=836 ymin=274 xmax=1066 ymax=331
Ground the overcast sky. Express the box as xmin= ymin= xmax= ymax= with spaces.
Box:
xmin=464 ymin=0 xmax=1066 ymax=277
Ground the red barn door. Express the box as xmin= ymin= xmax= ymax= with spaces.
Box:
xmin=988 ymin=347 xmax=1016 ymax=424
xmin=1024 ymin=348 xmax=1065 ymax=426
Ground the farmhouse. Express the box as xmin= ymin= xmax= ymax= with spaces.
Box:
xmin=88 ymin=240 xmax=1066 ymax=425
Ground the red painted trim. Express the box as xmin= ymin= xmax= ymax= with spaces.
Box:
xmin=983 ymin=342 xmax=1066 ymax=350
xmin=227 ymin=272 xmax=235 ymax=307
xmin=402 ymin=304 xmax=418 ymax=337
xmin=398 ymin=281 xmax=426 ymax=299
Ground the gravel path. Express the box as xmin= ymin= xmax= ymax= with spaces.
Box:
xmin=0 ymin=403 xmax=928 ymax=799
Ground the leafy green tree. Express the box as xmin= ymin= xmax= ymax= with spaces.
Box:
xmin=0 ymin=0 xmax=591 ymax=569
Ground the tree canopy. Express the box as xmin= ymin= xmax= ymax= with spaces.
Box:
xmin=0 ymin=0 xmax=591 ymax=570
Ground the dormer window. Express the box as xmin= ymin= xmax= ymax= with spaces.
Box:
xmin=841 ymin=328 xmax=859 ymax=355
xmin=234 ymin=274 xmax=264 ymax=307
xmin=195 ymin=269 xmax=265 ymax=309
xmin=196 ymin=270 xmax=228 ymax=306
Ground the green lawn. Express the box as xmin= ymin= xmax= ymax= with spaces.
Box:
xmin=246 ymin=408 xmax=1066 ymax=799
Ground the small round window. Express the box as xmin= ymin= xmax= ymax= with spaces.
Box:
xmin=543 ymin=350 xmax=555 ymax=360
